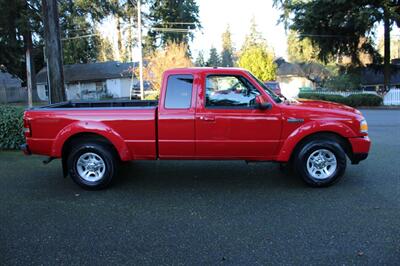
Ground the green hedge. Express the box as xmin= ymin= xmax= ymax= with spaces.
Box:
xmin=298 ymin=93 xmax=383 ymax=107
xmin=0 ymin=105 xmax=25 ymax=150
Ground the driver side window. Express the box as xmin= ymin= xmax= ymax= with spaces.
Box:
xmin=205 ymin=75 xmax=260 ymax=108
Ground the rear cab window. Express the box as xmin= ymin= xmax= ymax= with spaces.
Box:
xmin=164 ymin=74 xmax=194 ymax=109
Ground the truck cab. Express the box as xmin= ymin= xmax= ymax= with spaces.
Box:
xmin=22 ymin=67 xmax=371 ymax=189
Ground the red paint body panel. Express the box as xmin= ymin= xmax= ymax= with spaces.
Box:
xmin=23 ymin=67 xmax=371 ymax=163
xmin=25 ymin=108 xmax=157 ymax=160
xmin=348 ymin=136 xmax=371 ymax=154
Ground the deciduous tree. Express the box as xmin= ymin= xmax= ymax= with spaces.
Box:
xmin=142 ymin=42 xmax=193 ymax=92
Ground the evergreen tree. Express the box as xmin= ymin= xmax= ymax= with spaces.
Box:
xmin=274 ymin=0 xmax=400 ymax=91
xmin=238 ymin=19 xmax=276 ymax=81
xmin=221 ymin=25 xmax=234 ymax=67
xmin=146 ymin=0 xmax=201 ymax=50
xmin=287 ymin=30 xmax=320 ymax=63
xmin=207 ymin=47 xmax=221 ymax=67
xmin=194 ymin=51 xmax=206 ymax=67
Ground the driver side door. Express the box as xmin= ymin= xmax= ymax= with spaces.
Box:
xmin=195 ymin=73 xmax=282 ymax=160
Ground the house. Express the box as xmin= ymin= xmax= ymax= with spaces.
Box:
xmin=36 ymin=61 xmax=140 ymax=101
xmin=0 ymin=68 xmax=22 ymax=88
xmin=275 ymin=59 xmax=314 ymax=98
xmin=360 ymin=60 xmax=400 ymax=91
xmin=0 ymin=68 xmax=25 ymax=103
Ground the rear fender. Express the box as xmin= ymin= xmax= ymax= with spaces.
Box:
xmin=276 ymin=120 xmax=355 ymax=162
xmin=51 ymin=121 xmax=132 ymax=161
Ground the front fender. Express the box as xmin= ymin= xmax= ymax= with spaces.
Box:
xmin=276 ymin=120 xmax=355 ymax=162
xmin=51 ymin=121 xmax=132 ymax=161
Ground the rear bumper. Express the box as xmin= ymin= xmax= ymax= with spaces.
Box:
xmin=20 ymin=143 xmax=31 ymax=155
xmin=348 ymin=136 xmax=371 ymax=164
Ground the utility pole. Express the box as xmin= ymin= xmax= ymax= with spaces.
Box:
xmin=25 ymin=31 xmax=34 ymax=108
xmin=137 ymin=0 xmax=144 ymax=100
xmin=383 ymin=7 xmax=391 ymax=95
xmin=42 ymin=0 xmax=66 ymax=103
xmin=24 ymin=1 xmax=36 ymax=108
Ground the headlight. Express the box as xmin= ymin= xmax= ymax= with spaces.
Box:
xmin=360 ymin=119 xmax=368 ymax=134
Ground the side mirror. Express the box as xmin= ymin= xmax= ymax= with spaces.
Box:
xmin=255 ymin=95 xmax=272 ymax=110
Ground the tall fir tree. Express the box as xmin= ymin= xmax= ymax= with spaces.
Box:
xmin=274 ymin=0 xmax=400 ymax=92
xmin=195 ymin=51 xmax=206 ymax=67
xmin=238 ymin=18 xmax=276 ymax=81
xmin=221 ymin=25 xmax=234 ymax=67
xmin=146 ymin=0 xmax=201 ymax=51
xmin=207 ymin=47 xmax=221 ymax=67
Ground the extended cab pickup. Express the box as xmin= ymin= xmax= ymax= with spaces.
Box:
xmin=22 ymin=68 xmax=371 ymax=189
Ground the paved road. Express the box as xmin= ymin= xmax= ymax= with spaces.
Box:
xmin=0 ymin=110 xmax=399 ymax=265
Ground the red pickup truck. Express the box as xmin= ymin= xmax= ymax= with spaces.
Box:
xmin=22 ymin=68 xmax=370 ymax=189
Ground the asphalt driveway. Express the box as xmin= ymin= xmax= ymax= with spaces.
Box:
xmin=0 ymin=109 xmax=399 ymax=265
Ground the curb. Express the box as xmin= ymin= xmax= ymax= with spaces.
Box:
xmin=358 ymin=106 xmax=400 ymax=110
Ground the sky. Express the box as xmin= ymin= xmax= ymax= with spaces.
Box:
xmin=191 ymin=0 xmax=288 ymax=60
xmin=100 ymin=0 xmax=400 ymax=62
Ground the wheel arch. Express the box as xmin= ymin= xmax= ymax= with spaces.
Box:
xmin=277 ymin=130 xmax=352 ymax=162
xmin=51 ymin=121 xmax=132 ymax=161
xmin=289 ymin=131 xmax=352 ymax=162
xmin=61 ymin=132 xmax=121 ymax=161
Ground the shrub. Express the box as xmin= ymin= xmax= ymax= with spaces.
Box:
xmin=0 ymin=105 xmax=25 ymax=150
xmin=346 ymin=94 xmax=382 ymax=107
xmin=144 ymin=92 xmax=159 ymax=100
xmin=298 ymin=93 xmax=382 ymax=107
xmin=298 ymin=93 xmax=349 ymax=105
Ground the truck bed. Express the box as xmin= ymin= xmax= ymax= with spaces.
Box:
xmin=24 ymin=100 xmax=158 ymax=160
xmin=36 ymin=100 xmax=158 ymax=109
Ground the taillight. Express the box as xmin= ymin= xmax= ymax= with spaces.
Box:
xmin=23 ymin=118 xmax=32 ymax=137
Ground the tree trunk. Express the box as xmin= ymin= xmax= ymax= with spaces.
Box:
xmin=383 ymin=8 xmax=391 ymax=94
xmin=42 ymin=0 xmax=66 ymax=103
xmin=116 ymin=16 xmax=123 ymax=61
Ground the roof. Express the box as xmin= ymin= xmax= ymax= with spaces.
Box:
xmin=361 ymin=65 xmax=400 ymax=86
xmin=0 ymin=70 xmax=22 ymax=88
xmin=276 ymin=61 xmax=305 ymax=77
xmin=36 ymin=61 xmax=138 ymax=84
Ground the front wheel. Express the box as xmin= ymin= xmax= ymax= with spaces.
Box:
xmin=67 ymin=142 xmax=117 ymax=190
xmin=294 ymin=139 xmax=347 ymax=187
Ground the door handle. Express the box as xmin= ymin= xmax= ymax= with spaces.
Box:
xmin=199 ymin=116 xmax=215 ymax=121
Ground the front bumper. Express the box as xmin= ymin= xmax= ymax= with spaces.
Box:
xmin=348 ymin=136 xmax=371 ymax=164
xmin=350 ymin=153 xmax=368 ymax=164
xmin=20 ymin=143 xmax=31 ymax=155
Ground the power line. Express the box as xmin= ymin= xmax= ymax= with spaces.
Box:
xmin=61 ymin=33 xmax=101 ymax=41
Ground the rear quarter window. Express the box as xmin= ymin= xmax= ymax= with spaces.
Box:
xmin=165 ymin=75 xmax=193 ymax=109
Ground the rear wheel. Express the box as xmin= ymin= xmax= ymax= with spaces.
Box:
xmin=67 ymin=142 xmax=117 ymax=190
xmin=294 ymin=138 xmax=347 ymax=187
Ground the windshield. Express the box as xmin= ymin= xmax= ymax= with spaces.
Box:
xmin=247 ymin=72 xmax=283 ymax=103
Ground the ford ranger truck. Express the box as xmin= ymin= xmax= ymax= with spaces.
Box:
xmin=21 ymin=68 xmax=371 ymax=190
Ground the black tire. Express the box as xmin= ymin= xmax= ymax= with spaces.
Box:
xmin=67 ymin=142 xmax=117 ymax=190
xmin=294 ymin=138 xmax=347 ymax=187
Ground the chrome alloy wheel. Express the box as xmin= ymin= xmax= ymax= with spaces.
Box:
xmin=76 ymin=152 xmax=106 ymax=182
xmin=306 ymin=149 xmax=337 ymax=180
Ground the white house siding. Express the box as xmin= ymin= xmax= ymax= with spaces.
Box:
xmin=106 ymin=78 xmax=131 ymax=99
xmin=106 ymin=79 xmax=120 ymax=97
xmin=119 ymin=78 xmax=132 ymax=98
xmin=277 ymin=76 xmax=314 ymax=98
xmin=37 ymin=84 xmax=47 ymax=101
xmin=37 ymin=77 xmax=132 ymax=101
